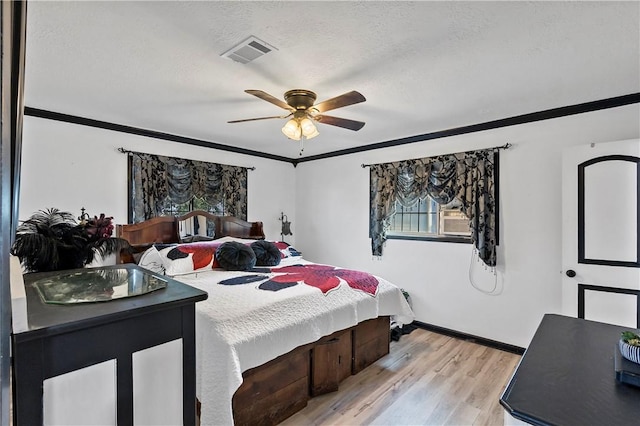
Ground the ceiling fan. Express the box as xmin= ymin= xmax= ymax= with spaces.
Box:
xmin=228 ymin=89 xmax=366 ymax=141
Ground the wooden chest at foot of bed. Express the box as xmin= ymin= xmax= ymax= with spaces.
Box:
xmin=232 ymin=316 xmax=391 ymax=425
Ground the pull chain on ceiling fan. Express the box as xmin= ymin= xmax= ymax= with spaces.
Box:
xmin=228 ymin=89 xmax=366 ymax=143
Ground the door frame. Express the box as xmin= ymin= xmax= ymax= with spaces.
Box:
xmin=1 ymin=1 xmax=27 ymax=424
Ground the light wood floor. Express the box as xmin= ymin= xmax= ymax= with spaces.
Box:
xmin=280 ymin=328 xmax=521 ymax=426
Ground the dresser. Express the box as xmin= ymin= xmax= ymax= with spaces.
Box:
xmin=500 ymin=314 xmax=640 ymax=425
xmin=11 ymin=264 xmax=208 ymax=425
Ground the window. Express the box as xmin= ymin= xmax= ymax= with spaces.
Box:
xmin=369 ymin=147 xmax=501 ymax=266
xmin=166 ymin=196 xmax=221 ymax=238
xmin=126 ymin=150 xmax=248 ymax=223
xmin=164 ymin=196 xmax=225 ymax=217
xmin=389 ymin=198 xmax=437 ymax=234
xmin=166 ymin=197 xmax=223 ymax=239
xmin=387 ymin=198 xmax=471 ymax=241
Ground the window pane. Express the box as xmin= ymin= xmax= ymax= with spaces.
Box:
xmin=418 ymin=210 xmax=427 ymax=232
xmin=389 ymin=196 xmax=469 ymax=237
xmin=402 ymin=209 xmax=411 ymax=230
xmin=426 ymin=212 xmax=437 ymax=234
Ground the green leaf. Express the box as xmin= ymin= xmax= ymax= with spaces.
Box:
xmin=621 ymin=331 xmax=640 ymax=343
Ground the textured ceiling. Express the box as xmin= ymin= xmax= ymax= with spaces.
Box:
xmin=25 ymin=1 xmax=640 ymax=160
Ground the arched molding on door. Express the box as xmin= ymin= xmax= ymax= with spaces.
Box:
xmin=578 ymin=155 xmax=639 ymax=268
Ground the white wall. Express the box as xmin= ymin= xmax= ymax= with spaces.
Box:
xmin=19 ymin=105 xmax=640 ymax=348
xmin=19 ymin=116 xmax=296 ymax=244
xmin=294 ymin=104 xmax=640 ymax=348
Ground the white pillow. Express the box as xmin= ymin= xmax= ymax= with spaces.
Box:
xmin=137 ymin=246 xmax=166 ymax=275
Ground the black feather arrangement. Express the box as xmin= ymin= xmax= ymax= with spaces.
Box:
xmin=11 ymin=208 xmax=131 ymax=272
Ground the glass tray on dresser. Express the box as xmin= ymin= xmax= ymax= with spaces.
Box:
xmin=31 ymin=267 xmax=168 ymax=304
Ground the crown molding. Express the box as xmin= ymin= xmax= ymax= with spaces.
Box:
xmin=25 ymin=92 xmax=640 ymax=167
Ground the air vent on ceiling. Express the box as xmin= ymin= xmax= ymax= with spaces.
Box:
xmin=221 ymin=36 xmax=277 ymax=64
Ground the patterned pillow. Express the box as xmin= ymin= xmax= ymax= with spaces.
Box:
xmin=154 ymin=241 xmax=222 ymax=276
xmin=215 ymin=242 xmax=256 ymax=271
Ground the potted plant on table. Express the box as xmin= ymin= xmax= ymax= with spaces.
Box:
xmin=11 ymin=208 xmax=131 ymax=273
xmin=620 ymin=331 xmax=640 ymax=364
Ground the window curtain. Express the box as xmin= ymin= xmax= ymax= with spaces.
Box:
xmin=369 ymin=148 xmax=498 ymax=266
xmin=128 ymin=152 xmax=248 ymax=223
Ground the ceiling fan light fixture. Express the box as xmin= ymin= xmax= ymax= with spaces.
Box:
xmin=282 ymin=119 xmax=301 ymax=140
xmin=304 ymin=127 xmax=319 ymax=140
xmin=300 ymin=117 xmax=319 ymax=139
xmin=231 ymin=89 xmax=365 ymax=146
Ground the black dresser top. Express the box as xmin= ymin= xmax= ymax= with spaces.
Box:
xmin=501 ymin=314 xmax=640 ymax=426
xmin=16 ymin=264 xmax=207 ymax=342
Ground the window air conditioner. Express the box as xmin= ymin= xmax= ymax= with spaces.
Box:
xmin=440 ymin=209 xmax=471 ymax=236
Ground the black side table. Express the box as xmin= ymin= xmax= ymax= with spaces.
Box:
xmin=500 ymin=314 xmax=640 ymax=425
xmin=11 ymin=264 xmax=208 ymax=425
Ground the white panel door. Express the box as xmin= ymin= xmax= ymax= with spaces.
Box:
xmin=561 ymin=139 xmax=640 ymax=327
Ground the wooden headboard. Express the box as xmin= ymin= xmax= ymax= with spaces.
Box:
xmin=116 ymin=211 xmax=265 ymax=263
xmin=176 ymin=211 xmax=265 ymax=241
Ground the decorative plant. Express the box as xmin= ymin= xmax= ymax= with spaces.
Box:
xmin=11 ymin=208 xmax=131 ymax=273
xmin=621 ymin=331 xmax=640 ymax=346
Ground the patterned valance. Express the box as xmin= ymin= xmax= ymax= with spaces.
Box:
xmin=369 ymin=148 xmax=498 ymax=267
xmin=127 ymin=151 xmax=248 ymax=223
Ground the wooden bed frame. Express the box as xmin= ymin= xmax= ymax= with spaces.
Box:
xmin=115 ymin=210 xmax=266 ymax=263
xmin=116 ymin=211 xmax=391 ymax=425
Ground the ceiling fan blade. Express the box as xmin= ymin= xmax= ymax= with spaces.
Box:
xmin=227 ymin=114 xmax=290 ymax=124
xmin=245 ymin=90 xmax=295 ymax=111
xmin=315 ymin=114 xmax=365 ymax=131
xmin=312 ymin=91 xmax=366 ymax=113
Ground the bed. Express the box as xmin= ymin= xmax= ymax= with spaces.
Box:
xmin=116 ymin=211 xmax=414 ymax=425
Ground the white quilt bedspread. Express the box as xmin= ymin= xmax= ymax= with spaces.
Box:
xmin=173 ymin=258 xmax=414 ymax=425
